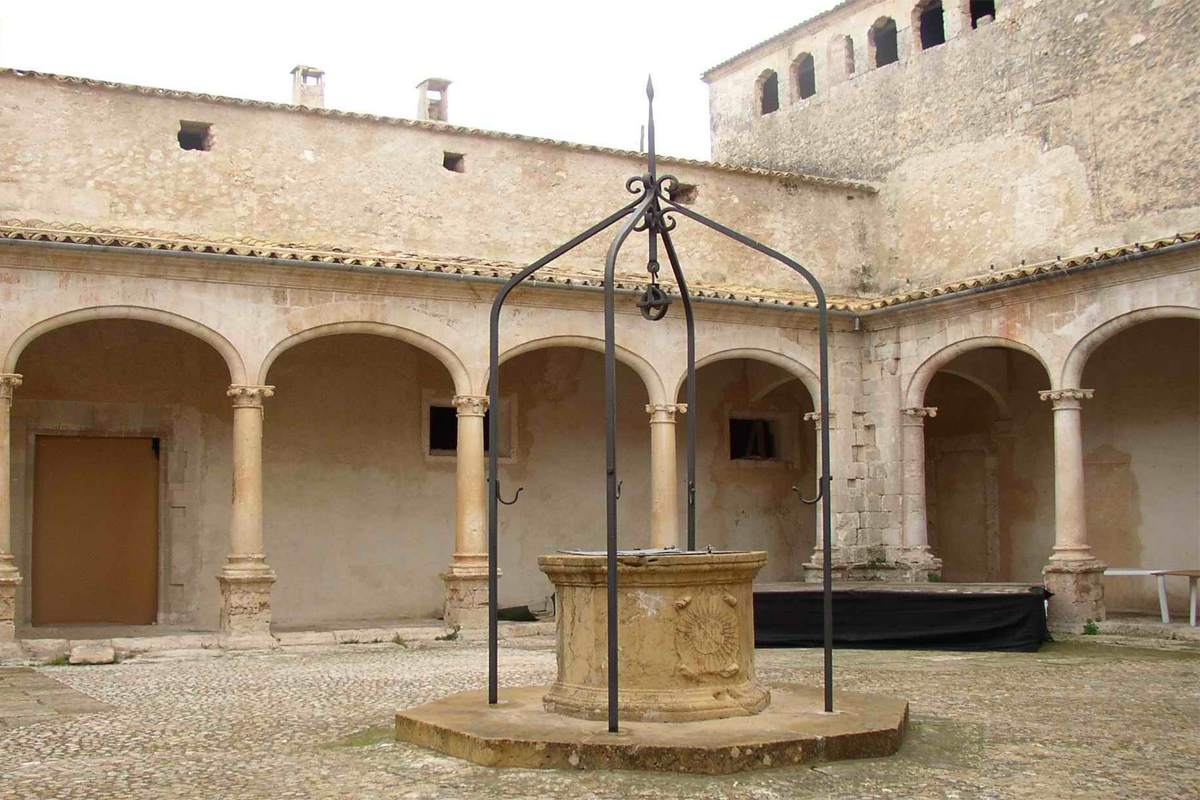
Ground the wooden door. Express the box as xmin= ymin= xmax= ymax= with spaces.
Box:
xmin=32 ymin=436 xmax=159 ymax=625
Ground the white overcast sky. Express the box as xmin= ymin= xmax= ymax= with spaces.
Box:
xmin=0 ymin=0 xmax=838 ymax=161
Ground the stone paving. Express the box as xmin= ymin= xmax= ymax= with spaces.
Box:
xmin=0 ymin=636 xmax=1196 ymax=799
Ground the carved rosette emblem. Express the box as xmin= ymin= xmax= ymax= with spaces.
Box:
xmin=675 ymin=591 xmax=741 ymax=680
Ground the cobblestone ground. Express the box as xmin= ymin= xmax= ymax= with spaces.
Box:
xmin=1 ymin=637 xmax=1197 ymax=799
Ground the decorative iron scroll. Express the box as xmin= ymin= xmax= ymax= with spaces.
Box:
xmin=487 ymin=79 xmax=834 ymax=732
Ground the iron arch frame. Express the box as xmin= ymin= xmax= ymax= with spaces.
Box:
xmin=487 ymin=81 xmax=834 ymax=732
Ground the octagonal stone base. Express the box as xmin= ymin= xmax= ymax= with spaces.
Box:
xmin=395 ymin=684 xmax=907 ymax=774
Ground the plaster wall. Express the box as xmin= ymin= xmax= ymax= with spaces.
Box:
xmin=0 ymin=72 xmax=878 ymax=298
xmin=707 ymin=0 xmax=1200 ymax=292
xmin=262 ymin=334 xmax=458 ymax=625
xmin=495 ymin=348 xmax=653 ymax=608
xmin=682 ymin=359 xmax=817 ymax=582
xmin=1080 ymin=319 xmax=1199 ymax=613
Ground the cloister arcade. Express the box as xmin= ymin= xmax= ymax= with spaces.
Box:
xmin=0 ymin=239 xmax=1195 ymax=641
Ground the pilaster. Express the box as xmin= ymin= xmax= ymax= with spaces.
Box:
xmin=0 ymin=374 xmax=23 ymax=643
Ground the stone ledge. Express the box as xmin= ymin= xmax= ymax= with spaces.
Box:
xmin=395 ymin=684 xmax=907 ymax=774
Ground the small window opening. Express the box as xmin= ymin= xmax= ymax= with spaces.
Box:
xmin=843 ymin=36 xmax=856 ymax=76
xmin=429 ymin=405 xmax=492 ymax=452
xmin=759 ymin=70 xmax=779 ymax=115
xmin=795 ymin=53 xmax=816 ymax=100
xmin=918 ymin=1 xmax=946 ymax=50
xmin=669 ymin=183 xmax=698 ymax=205
xmin=730 ymin=418 xmax=777 ymax=461
xmin=443 ymin=152 xmax=465 ymax=173
xmin=970 ymin=0 xmax=996 ymax=28
xmin=871 ymin=18 xmax=899 ymax=67
xmin=178 ymin=120 xmax=212 ymax=151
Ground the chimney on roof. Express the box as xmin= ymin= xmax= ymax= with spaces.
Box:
xmin=291 ymin=65 xmax=325 ymax=109
xmin=416 ymin=78 xmax=451 ymax=122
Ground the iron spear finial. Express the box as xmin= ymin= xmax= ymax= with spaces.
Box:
xmin=646 ymin=76 xmax=657 ymax=179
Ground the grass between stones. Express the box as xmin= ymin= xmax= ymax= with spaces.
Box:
xmin=323 ymin=725 xmax=396 ymax=749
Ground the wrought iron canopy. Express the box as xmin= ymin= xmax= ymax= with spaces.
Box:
xmin=487 ymin=79 xmax=834 ymax=733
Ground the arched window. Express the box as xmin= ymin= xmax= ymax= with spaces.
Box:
xmin=794 ymin=53 xmax=816 ymax=100
xmin=915 ymin=0 xmax=946 ymax=50
xmin=869 ymin=17 xmax=899 ymax=67
xmin=970 ymin=0 xmax=996 ymax=28
xmin=758 ymin=69 xmax=779 ymax=115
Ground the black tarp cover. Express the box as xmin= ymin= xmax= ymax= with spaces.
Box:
xmin=754 ymin=586 xmax=1050 ymax=652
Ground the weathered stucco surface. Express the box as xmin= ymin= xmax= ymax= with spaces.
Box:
xmin=707 ymin=0 xmax=1200 ymax=292
xmin=0 ymin=71 xmax=877 ymax=299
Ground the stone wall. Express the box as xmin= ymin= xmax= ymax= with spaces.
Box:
xmin=0 ymin=70 xmax=878 ymax=299
xmin=706 ymin=0 xmax=1200 ymax=293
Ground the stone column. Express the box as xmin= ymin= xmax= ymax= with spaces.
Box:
xmin=441 ymin=395 xmax=493 ymax=627
xmin=218 ymin=384 xmax=277 ymax=648
xmin=1039 ymin=388 xmax=1106 ymax=632
xmin=899 ymin=407 xmax=942 ymax=578
xmin=0 ymin=375 xmax=22 ymax=644
xmin=647 ymin=403 xmax=686 ymax=550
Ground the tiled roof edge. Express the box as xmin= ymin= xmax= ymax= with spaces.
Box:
xmin=0 ymin=68 xmax=878 ymax=195
xmin=863 ymin=232 xmax=1200 ymax=311
xmin=2 ymin=220 xmax=1194 ymax=315
xmin=0 ymin=219 xmax=856 ymax=312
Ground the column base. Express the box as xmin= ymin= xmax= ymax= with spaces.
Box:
xmin=895 ymin=547 xmax=943 ymax=582
xmin=217 ymin=555 xmax=276 ymax=649
xmin=1043 ymin=561 xmax=1107 ymax=634
xmin=0 ymin=559 xmax=22 ymax=644
xmin=440 ymin=561 xmax=498 ymax=629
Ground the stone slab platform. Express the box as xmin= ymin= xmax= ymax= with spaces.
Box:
xmin=395 ymin=684 xmax=907 ymax=774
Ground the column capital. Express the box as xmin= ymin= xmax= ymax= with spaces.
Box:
xmin=1039 ymin=388 xmax=1094 ymax=410
xmin=453 ymin=395 xmax=489 ymax=417
xmin=902 ymin=406 xmax=937 ymax=425
xmin=227 ymin=385 xmax=275 ymax=408
xmin=646 ymin=403 xmax=687 ymax=423
xmin=0 ymin=374 xmax=22 ymax=402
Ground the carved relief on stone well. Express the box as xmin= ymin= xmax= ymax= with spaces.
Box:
xmin=674 ymin=590 xmax=742 ymax=680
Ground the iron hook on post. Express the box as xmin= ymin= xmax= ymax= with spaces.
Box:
xmin=792 ymin=484 xmax=823 ymax=506
xmin=494 ymin=480 xmax=523 ymax=506
xmin=615 ymin=480 xmax=623 ymax=500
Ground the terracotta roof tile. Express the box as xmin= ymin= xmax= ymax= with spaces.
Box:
xmin=5 ymin=221 xmax=1194 ymax=314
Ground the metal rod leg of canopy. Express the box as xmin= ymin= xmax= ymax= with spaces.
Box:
xmin=818 ymin=314 xmax=834 ymax=714
xmin=659 ymin=227 xmax=696 ymax=551
xmin=487 ymin=201 xmax=642 ymax=706
xmin=658 ymin=197 xmax=836 ymax=712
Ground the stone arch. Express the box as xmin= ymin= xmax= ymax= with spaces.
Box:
xmin=1061 ymin=306 xmax=1200 ymax=390
xmin=940 ymin=369 xmax=1011 ymax=418
xmin=491 ymin=335 xmax=666 ymax=405
xmin=3 ymin=305 xmax=246 ymax=384
xmin=257 ymin=321 xmax=470 ymax=394
xmin=905 ymin=336 xmax=1049 ymax=408
xmin=677 ymin=348 xmax=821 ymax=409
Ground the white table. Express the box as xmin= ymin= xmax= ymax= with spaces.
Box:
xmin=1103 ymin=568 xmax=1199 ymax=626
